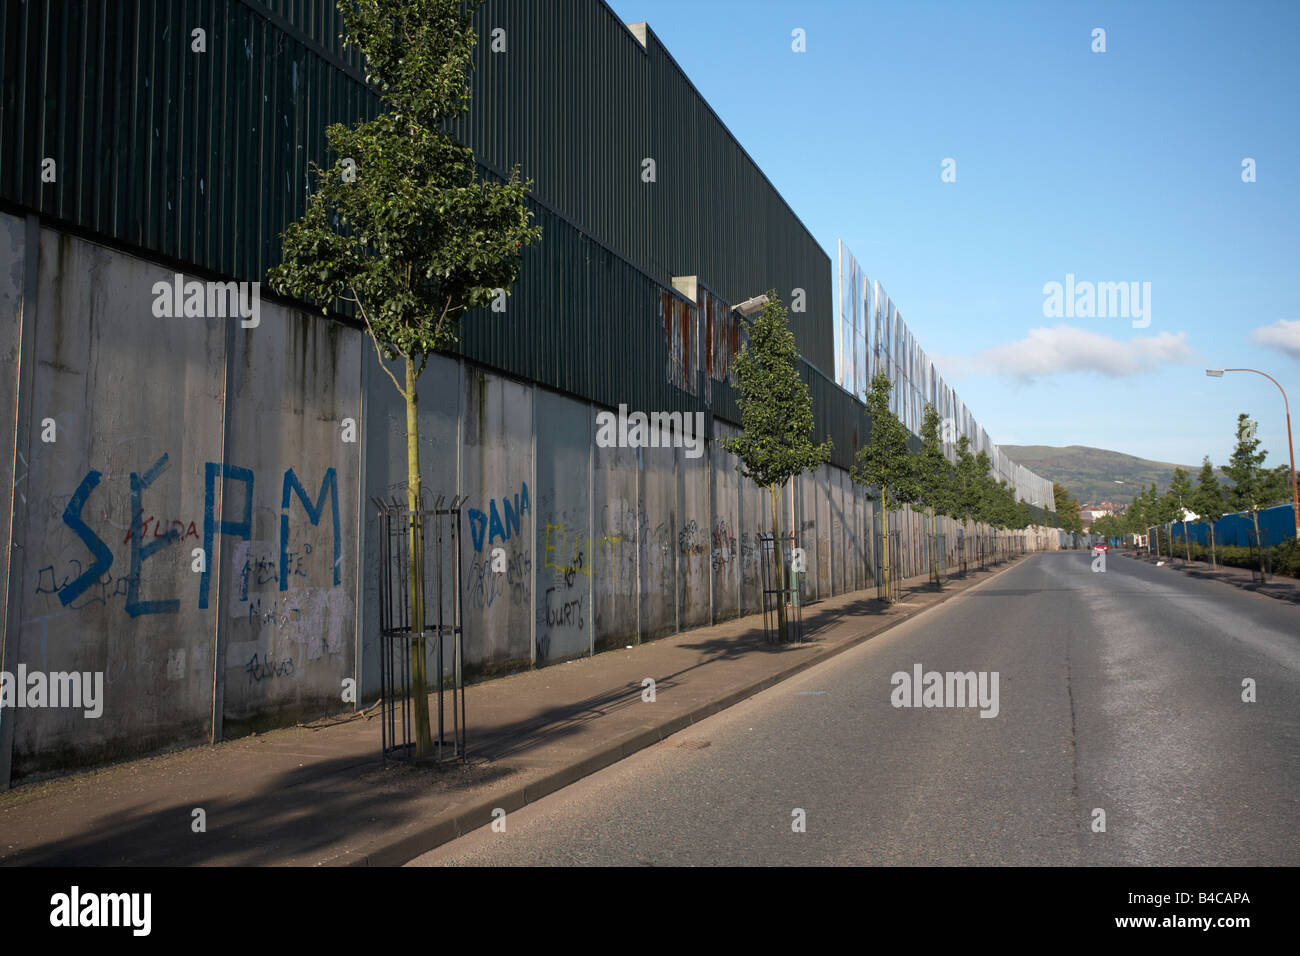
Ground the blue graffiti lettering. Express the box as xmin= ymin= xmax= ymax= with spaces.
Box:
xmin=280 ymin=468 xmax=341 ymax=590
xmin=126 ymin=453 xmax=180 ymax=617
xmin=58 ymin=471 xmax=114 ymax=607
xmin=200 ymin=462 xmax=254 ymax=609
xmin=469 ymin=482 xmax=530 ymax=552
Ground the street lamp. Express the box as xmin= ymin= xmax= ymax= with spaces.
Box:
xmin=1206 ymin=368 xmax=1300 ymax=539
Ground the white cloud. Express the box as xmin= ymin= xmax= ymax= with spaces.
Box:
xmin=1249 ymin=319 xmax=1300 ymax=361
xmin=940 ymin=324 xmax=1195 ymax=382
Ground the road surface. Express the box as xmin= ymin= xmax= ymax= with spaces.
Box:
xmin=410 ymin=551 xmax=1300 ymax=866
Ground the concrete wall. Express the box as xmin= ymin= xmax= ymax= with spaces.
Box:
xmin=0 ymin=217 xmax=1059 ymax=783
xmin=592 ymin=440 xmax=638 ymax=653
xmin=710 ymin=423 xmax=742 ymax=623
xmin=0 ymin=219 xmax=364 ymax=778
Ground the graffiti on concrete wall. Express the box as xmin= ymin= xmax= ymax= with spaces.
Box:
xmin=467 ymin=483 xmax=530 ymax=553
xmin=467 ymin=547 xmax=531 ymax=610
xmin=464 ymin=482 xmax=533 ymax=612
xmin=711 ymin=517 xmax=737 ymax=573
xmin=542 ymin=522 xmax=626 ymax=588
xmin=30 ymin=452 xmax=351 ymax=664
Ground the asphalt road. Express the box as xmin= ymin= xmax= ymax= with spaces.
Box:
xmin=409 ymin=551 xmax=1300 ymax=866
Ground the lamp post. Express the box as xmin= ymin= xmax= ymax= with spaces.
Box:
xmin=1206 ymin=368 xmax=1300 ymax=540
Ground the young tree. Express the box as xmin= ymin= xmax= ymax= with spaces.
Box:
xmin=1152 ymin=486 xmax=1181 ymax=558
xmin=911 ymin=404 xmax=954 ymax=586
xmin=972 ymin=449 xmax=996 ymax=562
xmin=268 ymin=0 xmax=542 ymax=756
xmin=992 ymin=480 xmax=1014 ymax=529
xmin=1193 ymin=457 xmax=1226 ymax=568
xmin=853 ymin=373 xmax=918 ymax=601
xmin=1168 ymin=467 xmax=1194 ymax=561
xmin=722 ymin=294 xmax=832 ymax=635
xmin=951 ymin=435 xmax=981 ymax=569
xmin=1053 ymin=483 xmax=1082 ymax=540
xmin=1138 ymin=482 xmax=1161 ymax=555
xmin=1262 ymin=463 xmax=1294 ymax=509
xmin=1015 ymin=499 xmax=1034 ymax=532
xmin=1121 ymin=489 xmax=1146 ymax=542
xmin=1223 ymin=414 xmax=1271 ymax=551
xmin=1091 ymin=513 xmax=1119 ymax=542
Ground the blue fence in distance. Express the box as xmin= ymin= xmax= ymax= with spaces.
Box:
xmin=1166 ymin=503 xmax=1297 ymax=547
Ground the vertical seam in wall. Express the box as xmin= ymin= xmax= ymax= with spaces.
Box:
xmin=791 ymin=475 xmax=798 ymax=595
xmin=673 ymin=439 xmax=680 ymax=635
xmin=0 ymin=214 xmax=42 ymax=789
xmin=828 ymin=466 xmax=834 ymax=598
xmin=209 ymin=282 xmax=237 ymax=745
xmin=353 ymin=340 xmax=368 ymax=707
xmin=706 ymin=430 xmax=714 ymax=625
xmin=735 ymin=449 xmax=742 ymax=614
xmin=636 ymin=443 xmax=643 ymax=644
xmin=587 ymin=400 xmax=593 ymax=657
xmin=529 ymin=381 xmax=537 ymax=666
xmin=457 ymin=357 xmax=466 ymax=678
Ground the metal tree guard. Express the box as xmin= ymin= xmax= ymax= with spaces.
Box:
xmin=874 ymin=529 xmax=901 ymax=603
xmin=374 ymin=494 xmax=467 ymax=764
xmin=758 ymin=533 xmax=804 ymax=644
xmin=1248 ymin=528 xmax=1271 ymax=583
xmin=927 ymin=531 xmax=947 ymax=587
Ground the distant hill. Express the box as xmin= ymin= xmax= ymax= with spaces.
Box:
xmin=999 ymin=444 xmax=1219 ymax=506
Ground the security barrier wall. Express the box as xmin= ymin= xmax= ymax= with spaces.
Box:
xmin=836 ymin=242 xmax=1056 ymax=512
xmin=0 ymin=213 xmax=1058 ymax=781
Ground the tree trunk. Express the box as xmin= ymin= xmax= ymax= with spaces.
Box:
xmin=1209 ymin=524 xmax=1217 ymax=569
xmin=1182 ymin=519 xmax=1190 ymax=562
xmin=1252 ymin=508 xmax=1263 ymax=577
xmin=930 ymin=510 xmax=940 ymax=588
xmin=405 ymin=356 xmax=434 ymax=757
xmin=770 ymin=485 xmax=788 ymax=639
xmin=880 ymin=492 xmax=891 ymax=601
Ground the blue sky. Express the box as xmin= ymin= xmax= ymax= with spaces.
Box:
xmin=605 ymin=0 xmax=1300 ymax=472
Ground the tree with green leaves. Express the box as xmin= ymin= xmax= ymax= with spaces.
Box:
xmin=951 ymin=435 xmax=981 ymax=570
xmin=988 ymin=479 xmax=1027 ymax=557
xmin=1167 ymin=467 xmax=1194 ymax=561
xmin=972 ymin=449 xmax=997 ymax=562
xmin=1152 ymin=485 xmax=1182 ymax=558
xmin=1014 ymin=498 xmax=1034 ymax=532
xmin=991 ymin=480 xmax=1012 ymax=529
xmin=1223 ymin=414 xmax=1271 ymax=551
xmin=911 ymin=404 xmax=955 ymax=587
xmin=1053 ymin=483 xmax=1082 ymax=540
xmin=268 ymin=0 xmax=542 ymax=756
xmin=722 ymin=294 xmax=832 ymax=635
xmin=1121 ymin=489 xmax=1146 ymax=541
xmin=853 ymin=373 xmax=918 ymax=601
xmin=1193 ymin=456 xmax=1227 ymax=569
xmin=1137 ymin=482 xmax=1160 ymax=554
xmin=1262 ymin=463 xmax=1294 ymax=509
xmin=1091 ymin=512 xmax=1120 ymax=542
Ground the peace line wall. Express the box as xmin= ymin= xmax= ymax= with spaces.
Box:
xmin=0 ymin=212 xmax=1055 ymax=780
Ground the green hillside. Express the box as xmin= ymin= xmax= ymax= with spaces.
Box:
xmin=999 ymin=444 xmax=1217 ymax=506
